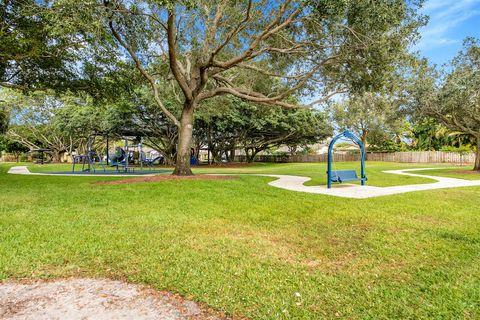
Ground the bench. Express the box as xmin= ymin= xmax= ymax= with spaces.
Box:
xmin=329 ymin=170 xmax=367 ymax=183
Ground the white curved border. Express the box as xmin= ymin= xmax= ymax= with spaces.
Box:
xmin=7 ymin=166 xmax=480 ymax=198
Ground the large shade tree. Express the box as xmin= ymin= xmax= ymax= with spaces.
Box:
xmin=48 ymin=0 xmax=423 ymax=175
xmin=413 ymin=39 xmax=480 ymax=171
xmin=3 ymin=91 xmax=77 ymax=162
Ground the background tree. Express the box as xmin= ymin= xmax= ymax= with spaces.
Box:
xmin=194 ymin=97 xmax=237 ymax=164
xmin=135 ymin=98 xmax=180 ymax=165
xmin=194 ymin=97 xmax=331 ymax=163
xmin=408 ymin=118 xmax=476 ymax=151
xmin=0 ymin=135 xmax=29 ymax=162
xmin=412 ymin=39 xmax=480 ymax=170
xmin=331 ymin=92 xmax=406 ymax=150
xmin=3 ymin=90 xmax=82 ymax=162
xmin=240 ymin=106 xmax=331 ymax=163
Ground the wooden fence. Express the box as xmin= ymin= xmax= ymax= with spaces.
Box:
xmin=235 ymin=151 xmax=476 ymax=164
xmin=0 ymin=154 xmax=21 ymax=162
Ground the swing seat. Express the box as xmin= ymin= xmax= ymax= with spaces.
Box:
xmin=329 ymin=170 xmax=367 ymax=183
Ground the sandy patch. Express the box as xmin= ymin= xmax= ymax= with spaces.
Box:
xmin=0 ymin=278 xmax=228 ymax=320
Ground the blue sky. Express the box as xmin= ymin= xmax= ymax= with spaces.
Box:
xmin=415 ymin=0 xmax=480 ymax=65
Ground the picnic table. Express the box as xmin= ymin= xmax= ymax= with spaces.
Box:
xmin=29 ymin=149 xmax=50 ymax=165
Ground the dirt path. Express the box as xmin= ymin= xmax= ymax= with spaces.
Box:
xmin=0 ymin=278 xmax=226 ymax=320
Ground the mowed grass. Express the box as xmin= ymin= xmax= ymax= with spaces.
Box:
xmin=195 ymin=161 xmax=443 ymax=186
xmin=1 ymin=162 xmax=480 ymax=319
xmin=415 ymin=167 xmax=480 ymax=180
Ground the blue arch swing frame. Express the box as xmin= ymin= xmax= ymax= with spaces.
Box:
xmin=327 ymin=130 xmax=367 ymax=188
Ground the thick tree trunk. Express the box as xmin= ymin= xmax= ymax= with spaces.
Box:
xmin=211 ymin=150 xmax=221 ymax=164
xmin=245 ymin=148 xmax=258 ymax=163
xmin=474 ymin=137 xmax=480 ymax=171
xmin=361 ymin=130 xmax=368 ymax=161
xmin=173 ymin=105 xmax=194 ymax=175
xmin=244 ymin=148 xmax=251 ymax=163
xmin=51 ymin=150 xmax=62 ymax=163
xmin=289 ymin=145 xmax=297 ymax=156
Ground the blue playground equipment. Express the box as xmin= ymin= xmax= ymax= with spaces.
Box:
xmin=140 ymin=151 xmax=163 ymax=167
xmin=327 ymin=130 xmax=367 ymax=189
xmin=72 ymin=133 xmax=162 ymax=174
xmin=108 ymin=146 xmax=128 ymax=171
xmin=72 ymin=136 xmax=106 ymax=173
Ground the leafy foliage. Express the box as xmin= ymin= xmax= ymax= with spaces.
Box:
xmin=0 ymin=135 xmax=29 ymax=161
xmin=409 ymin=118 xmax=477 ymax=151
xmin=0 ymin=1 xmax=79 ymax=90
xmin=331 ymin=92 xmax=407 ymax=151
xmin=411 ymin=38 xmax=480 ymax=169
xmin=0 ymin=106 xmax=8 ymax=134
xmin=196 ymin=98 xmax=332 ymax=162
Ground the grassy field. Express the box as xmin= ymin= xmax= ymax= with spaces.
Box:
xmin=1 ymin=161 xmax=480 ymax=319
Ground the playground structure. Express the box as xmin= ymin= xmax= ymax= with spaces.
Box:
xmin=72 ymin=132 xmax=163 ymax=174
xmin=327 ymin=131 xmax=367 ymax=188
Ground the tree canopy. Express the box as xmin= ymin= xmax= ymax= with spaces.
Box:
xmin=39 ymin=0 xmax=424 ymax=174
xmin=1 ymin=0 xmax=444 ymax=171
xmin=1 ymin=0 xmax=81 ymax=90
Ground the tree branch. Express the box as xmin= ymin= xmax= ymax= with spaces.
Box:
xmin=106 ymin=3 xmax=180 ymax=127
xmin=206 ymin=0 xmax=252 ymax=64
xmin=0 ymin=81 xmax=26 ymax=90
xmin=167 ymin=10 xmax=193 ymax=101
xmin=208 ymin=1 xmax=302 ymax=73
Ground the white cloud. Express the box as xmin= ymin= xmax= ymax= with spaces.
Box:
xmin=415 ymin=0 xmax=480 ymax=51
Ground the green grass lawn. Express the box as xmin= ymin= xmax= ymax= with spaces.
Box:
xmin=1 ymin=162 xmax=480 ymax=319
xmin=28 ymin=161 xmax=456 ymax=186
xmin=415 ymin=167 xmax=480 ymax=180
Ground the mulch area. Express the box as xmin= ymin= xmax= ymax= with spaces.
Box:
xmin=194 ymin=163 xmax=255 ymax=168
xmin=95 ymin=174 xmax=234 ymax=185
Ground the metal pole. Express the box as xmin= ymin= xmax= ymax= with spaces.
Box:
xmin=361 ymin=144 xmax=366 ymax=186
xmin=125 ymin=137 xmax=128 ymax=172
xmin=327 ymin=138 xmax=334 ymax=189
xmin=106 ymin=134 xmax=109 ymax=166
xmin=140 ymin=137 xmax=143 ymax=171
xmin=87 ymin=136 xmax=91 ymax=171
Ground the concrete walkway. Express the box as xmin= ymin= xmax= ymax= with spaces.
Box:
xmin=259 ymin=168 xmax=480 ymax=198
xmin=7 ymin=166 xmax=480 ymax=199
